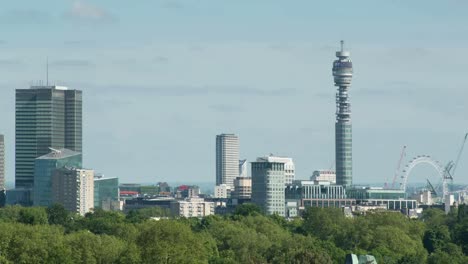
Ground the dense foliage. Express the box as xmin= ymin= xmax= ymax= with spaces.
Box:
xmin=0 ymin=204 xmax=466 ymax=263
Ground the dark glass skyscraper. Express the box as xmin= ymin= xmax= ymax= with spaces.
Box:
xmin=15 ymin=86 xmax=82 ymax=188
xmin=332 ymin=41 xmax=353 ymax=188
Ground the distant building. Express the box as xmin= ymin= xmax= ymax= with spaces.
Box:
xmin=171 ymin=197 xmax=215 ymax=218
xmin=239 ymin=159 xmax=248 ymax=177
xmin=124 ymin=197 xmax=174 ymax=212
xmin=16 ymin=85 xmax=82 ymax=189
xmin=286 ymin=180 xmax=355 ymax=209
xmin=347 ymin=187 xmax=417 ymax=210
xmin=120 ymin=183 xmax=141 ymax=194
xmin=251 ymin=157 xmax=286 ymax=216
xmin=216 ymin=134 xmax=239 ymax=189
xmin=231 ymin=177 xmax=252 ymax=199
xmin=94 ymin=176 xmax=119 ymax=209
xmin=0 ymin=134 xmax=4 ymax=190
xmin=310 ymin=170 xmax=336 ymax=184
xmin=6 ymin=188 xmax=32 ymax=206
xmin=214 ymin=184 xmax=231 ymax=198
xmin=33 ymin=148 xmax=82 ymax=207
xmin=52 ymin=167 xmax=94 ymax=216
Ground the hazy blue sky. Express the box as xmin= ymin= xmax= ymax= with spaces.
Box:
xmin=0 ymin=0 xmax=467 ymax=186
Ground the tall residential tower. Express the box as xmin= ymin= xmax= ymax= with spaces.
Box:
xmin=216 ymin=134 xmax=239 ymax=189
xmin=15 ymin=86 xmax=82 ymax=188
xmin=332 ymin=41 xmax=354 ymax=188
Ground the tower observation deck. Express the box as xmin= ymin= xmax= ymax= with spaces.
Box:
xmin=332 ymin=40 xmax=353 ymax=188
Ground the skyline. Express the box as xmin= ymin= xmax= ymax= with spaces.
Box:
xmin=1 ymin=1 xmax=468 ymax=185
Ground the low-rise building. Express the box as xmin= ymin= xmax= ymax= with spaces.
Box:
xmin=310 ymin=170 xmax=336 ymax=184
xmin=94 ymin=176 xmax=119 ymax=210
xmin=214 ymin=184 xmax=231 ymax=198
xmin=232 ymin=177 xmax=252 ymax=199
xmin=171 ymin=197 xmax=215 ymax=218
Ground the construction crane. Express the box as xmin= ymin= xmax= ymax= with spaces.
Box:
xmin=442 ymin=133 xmax=467 ymax=197
xmin=391 ymin=146 xmax=406 ymax=189
xmin=451 ymin=133 xmax=467 ymax=177
xmin=426 ymin=179 xmax=437 ymax=196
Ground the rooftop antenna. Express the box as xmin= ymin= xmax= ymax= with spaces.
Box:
xmin=340 ymin=40 xmax=344 ymax=52
xmin=46 ymin=57 xmax=49 ymax=86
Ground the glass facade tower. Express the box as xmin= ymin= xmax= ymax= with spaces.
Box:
xmin=15 ymin=86 xmax=82 ymax=189
xmin=332 ymin=41 xmax=354 ymax=188
xmin=33 ymin=148 xmax=82 ymax=207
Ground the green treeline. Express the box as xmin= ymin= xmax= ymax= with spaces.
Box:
xmin=0 ymin=204 xmax=466 ymax=264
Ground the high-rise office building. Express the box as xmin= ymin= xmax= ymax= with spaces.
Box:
xmin=262 ymin=156 xmax=295 ymax=184
xmin=332 ymin=41 xmax=354 ymax=188
xmin=52 ymin=167 xmax=94 ymax=216
xmin=0 ymin=134 xmax=5 ymax=190
xmin=216 ymin=134 xmax=239 ymax=189
xmin=251 ymin=157 xmax=286 ymax=216
xmin=15 ymin=85 xmax=82 ymax=189
xmin=33 ymin=148 xmax=82 ymax=206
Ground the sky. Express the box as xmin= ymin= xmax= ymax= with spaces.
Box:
xmin=0 ymin=0 xmax=467 ymax=187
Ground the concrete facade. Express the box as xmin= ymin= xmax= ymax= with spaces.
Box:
xmin=52 ymin=167 xmax=94 ymax=216
xmin=171 ymin=197 xmax=215 ymax=218
xmin=251 ymin=157 xmax=285 ymax=216
xmin=216 ymin=134 xmax=239 ymax=189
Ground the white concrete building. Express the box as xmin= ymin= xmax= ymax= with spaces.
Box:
xmin=310 ymin=170 xmax=336 ymax=184
xmin=216 ymin=134 xmax=239 ymax=189
xmin=52 ymin=168 xmax=94 ymax=216
xmin=214 ymin=184 xmax=231 ymax=198
xmin=171 ymin=197 xmax=215 ymax=218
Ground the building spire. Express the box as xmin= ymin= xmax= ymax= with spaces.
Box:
xmin=340 ymin=40 xmax=344 ymax=52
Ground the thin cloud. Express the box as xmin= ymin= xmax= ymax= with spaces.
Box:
xmin=209 ymin=104 xmax=244 ymax=113
xmin=161 ymin=1 xmax=184 ymax=9
xmin=50 ymin=59 xmax=94 ymax=67
xmin=0 ymin=59 xmax=23 ymax=67
xmin=153 ymin=56 xmax=169 ymax=64
xmin=64 ymin=1 xmax=117 ymax=23
xmin=84 ymin=84 xmax=299 ymax=97
xmin=0 ymin=9 xmax=52 ymax=24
